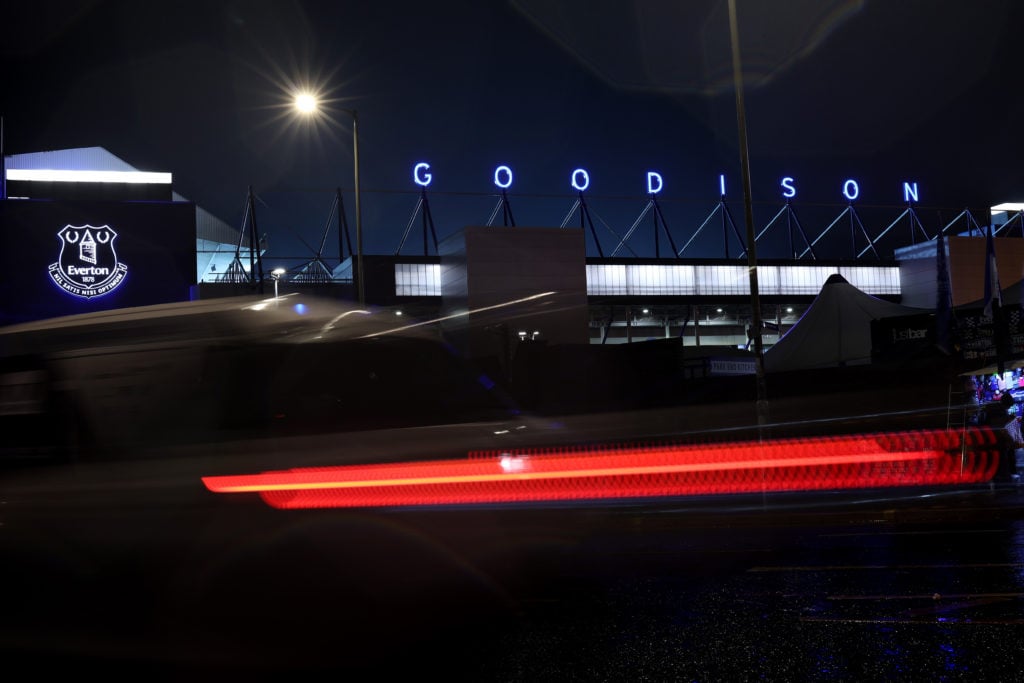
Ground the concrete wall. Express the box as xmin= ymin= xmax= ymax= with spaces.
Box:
xmin=439 ymin=226 xmax=589 ymax=364
xmin=897 ymin=250 xmax=938 ymax=309
xmin=897 ymin=235 xmax=1024 ymax=309
xmin=948 ymin=236 xmax=1024 ymax=307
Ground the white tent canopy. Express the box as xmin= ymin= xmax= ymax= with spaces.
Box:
xmin=764 ymin=274 xmax=926 ymax=373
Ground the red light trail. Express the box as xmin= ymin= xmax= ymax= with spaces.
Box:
xmin=201 ymin=428 xmax=999 ymax=509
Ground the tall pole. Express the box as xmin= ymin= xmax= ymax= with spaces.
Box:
xmin=1 ymin=115 xmax=6 ymax=200
xmin=292 ymin=95 xmax=361 ymax=300
xmin=345 ymin=109 xmax=365 ymax=305
xmin=728 ymin=0 xmax=768 ymax=427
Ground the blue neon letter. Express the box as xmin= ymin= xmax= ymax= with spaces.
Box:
xmin=413 ymin=162 xmax=432 ymax=187
xmin=843 ymin=179 xmax=860 ymax=201
xmin=719 ymin=174 xmax=726 ymax=197
xmin=647 ymin=171 xmax=663 ymax=195
xmin=781 ymin=177 xmax=796 ymax=199
xmin=571 ymin=168 xmax=590 ymax=192
xmin=494 ymin=165 xmax=513 ymax=189
xmin=903 ymin=181 xmax=919 ymax=203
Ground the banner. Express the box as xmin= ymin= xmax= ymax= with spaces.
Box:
xmin=957 ymin=305 xmax=1024 ymax=368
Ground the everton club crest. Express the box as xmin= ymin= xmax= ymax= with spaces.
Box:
xmin=48 ymin=225 xmax=128 ymax=298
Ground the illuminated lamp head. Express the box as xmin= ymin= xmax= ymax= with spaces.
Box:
xmin=294 ymin=92 xmax=318 ymax=114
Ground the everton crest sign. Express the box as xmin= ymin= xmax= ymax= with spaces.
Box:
xmin=48 ymin=224 xmax=128 ymax=298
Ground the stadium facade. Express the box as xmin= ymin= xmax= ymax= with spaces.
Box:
xmin=4 ymin=147 xmax=1023 ymax=364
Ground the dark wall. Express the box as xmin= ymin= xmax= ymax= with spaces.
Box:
xmin=6 ymin=180 xmax=172 ymax=202
xmin=509 ymin=337 xmax=711 ymax=414
xmin=0 ymin=199 xmax=196 ymax=325
xmin=195 ymin=282 xmax=355 ymax=301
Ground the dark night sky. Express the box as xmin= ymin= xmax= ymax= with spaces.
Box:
xmin=3 ymin=0 xmax=1022 ymax=265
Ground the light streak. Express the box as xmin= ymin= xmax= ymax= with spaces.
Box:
xmin=6 ymin=169 xmax=172 ymax=184
xmin=202 ymin=428 xmax=999 ymax=510
xmin=356 ymin=291 xmax=555 ymax=338
xmin=205 ymin=449 xmax=946 ymax=494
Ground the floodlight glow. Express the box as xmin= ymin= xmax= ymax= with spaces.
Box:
xmin=719 ymin=174 xmax=726 ymax=197
xmin=294 ymin=93 xmax=318 ymax=113
xmin=413 ymin=162 xmax=432 ymax=187
xmin=6 ymin=169 xmax=171 ymax=184
xmin=271 ymin=267 xmax=286 ymax=276
xmin=992 ymin=203 xmax=1024 ymax=213
xmin=843 ymin=179 xmax=860 ymax=201
xmin=646 ymin=171 xmax=663 ymax=195
xmin=494 ymin=165 xmax=513 ymax=189
xmin=571 ymin=168 xmax=590 ymax=192
xmin=781 ymin=177 xmax=796 ymax=199
xmin=903 ymin=182 xmax=919 ymax=203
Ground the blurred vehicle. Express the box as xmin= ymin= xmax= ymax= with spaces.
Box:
xmin=0 ymin=298 xmax=1007 ymax=683
xmin=0 ymin=291 xmax=967 ymax=468
xmin=0 ymin=295 xmax=531 ymax=469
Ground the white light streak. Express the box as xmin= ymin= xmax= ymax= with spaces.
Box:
xmin=6 ymin=169 xmax=172 ymax=184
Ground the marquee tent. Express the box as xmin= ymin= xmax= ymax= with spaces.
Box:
xmin=763 ymin=273 xmax=926 ymax=373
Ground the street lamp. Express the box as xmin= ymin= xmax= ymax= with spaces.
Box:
xmin=727 ymin=0 xmax=768 ymax=430
xmin=292 ymin=94 xmax=364 ymax=305
xmin=344 ymin=108 xmax=364 ymax=306
xmin=270 ymin=267 xmax=286 ymax=298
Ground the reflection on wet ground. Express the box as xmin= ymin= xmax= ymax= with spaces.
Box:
xmin=1 ymin=480 xmax=1023 ymax=678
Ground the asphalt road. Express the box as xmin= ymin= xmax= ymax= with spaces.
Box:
xmin=1 ymin=472 xmax=1023 ymax=680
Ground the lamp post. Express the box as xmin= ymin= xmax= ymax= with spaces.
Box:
xmin=271 ymin=267 xmax=285 ymax=299
xmin=342 ymin=108 xmax=364 ymax=305
xmin=727 ymin=0 xmax=768 ymax=430
xmin=293 ymin=95 xmax=364 ymax=305
xmin=1 ymin=115 xmax=6 ymax=200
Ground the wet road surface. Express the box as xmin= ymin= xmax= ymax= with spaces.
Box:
xmin=2 ymin=471 xmax=1023 ymax=680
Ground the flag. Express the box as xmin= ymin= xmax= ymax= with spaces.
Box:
xmin=935 ymin=231 xmax=955 ymax=354
xmin=984 ymin=224 xmax=1002 ymax=318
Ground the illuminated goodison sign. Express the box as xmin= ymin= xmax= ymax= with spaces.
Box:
xmin=412 ymin=162 xmax=922 ymax=202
